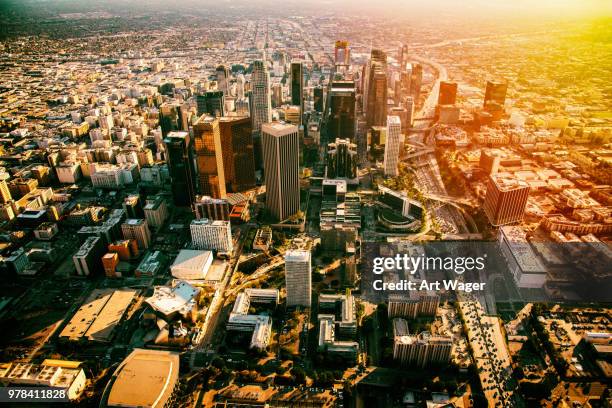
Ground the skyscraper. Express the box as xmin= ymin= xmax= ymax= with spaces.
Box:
xmin=250 ymin=60 xmax=272 ymax=135
xmin=404 ymin=96 xmax=415 ymax=129
xmin=410 ymin=63 xmax=423 ymax=99
xmin=159 ymin=103 xmax=189 ymax=137
xmin=216 ymin=64 xmax=230 ymax=95
xmin=236 ymin=74 xmax=246 ymax=99
xmin=290 ymin=61 xmax=304 ymax=118
xmin=196 ymin=91 xmax=225 ymax=117
xmin=326 ymin=138 xmax=357 ymax=180
xmin=384 ymin=116 xmax=401 ymax=177
xmin=365 ymin=50 xmax=388 ymax=127
xmin=193 ymin=115 xmax=226 ymax=199
xmin=218 ymin=116 xmax=256 ymax=192
xmin=334 ymin=40 xmax=350 ymax=66
xmin=261 ymin=122 xmax=300 ymax=221
xmin=0 ymin=180 xmax=12 ymax=203
xmin=484 ymin=80 xmax=508 ymax=109
xmin=314 ymin=86 xmax=324 ymax=113
xmin=438 ymin=81 xmax=458 ymax=105
xmin=285 ymin=250 xmax=312 ymax=308
xmin=164 ymin=131 xmax=197 ymax=206
xmin=483 ymin=175 xmax=530 ymax=226
xmin=271 ymin=83 xmax=283 ymax=108
xmin=327 ymin=81 xmax=356 ymax=141
xmin=398 ymin=43 xmax=408 ymax=68
xmin=390 ymin=106 xmax=409 ymax=134
xmin=479 ymin=149 xmax=502 ymax=175
xmin=401 ymin=70 xmax=412 ymax=98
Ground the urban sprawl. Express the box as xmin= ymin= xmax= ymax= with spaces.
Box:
xmin=0 ymin=4 xmax=610 ymax=408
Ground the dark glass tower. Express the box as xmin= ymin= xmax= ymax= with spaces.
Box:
xmin=314 ymin=86 xmax=324 ymax=113
xmin=159 ymin=103 xmax=189 ymax=137
xmin=219 ymin=116 xmax=256 ymax=192
xmin=290 ymin=61 xmax=304 ymax=125
xmin=327 ymin=80 xmax=356 ymax=141
xmin=438 ymin=81 xmax=458 ymax=105
xmin=164 ymin=131 xmax=197 ymax=206
xmin=196 ymin=91 xmax=225 ymax=117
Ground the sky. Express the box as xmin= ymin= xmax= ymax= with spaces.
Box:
xmin=2 ymin=0 xmax=611 ymax=21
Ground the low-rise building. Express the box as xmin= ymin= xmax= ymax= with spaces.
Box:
xmin=170 ymin=249 xmax=213 ymax=281
xmin=34 ymin=222 xmax=59 ymax=240
xmin=0 ymin=360 xmax=86 ymax=401
xmin=498 ymin=226 xmax=547 ymax=289
xmin=145 ymin=280 xmax=200 ymax=322
xmin=59 ymin=288 xmax=137 ymax=343
xmin=102 ymin=349 xmax=180 ymax=408
xmin=253 ymin=227 xmax=272 ymax=251
xmin=226 ymin=289 xmax=279 ymax=351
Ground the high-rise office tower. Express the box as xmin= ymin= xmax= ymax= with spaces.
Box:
xmin=390 ymin=107 xmax=409 ymax=134
xmin=284 ymin=106 xmax=301 ymax=126
xmin=438 ymin=81 xmax=458 ymax=105
xmin=271 ymin=83 xmax=283 ymax=108
xmin=235 ymin=98 xmax=249 ymax=116
xmin=236 ymin=74 xmax=246 ymax=99
xmin=159 ymin=103 xmax=189 ymax=137
xmin=0 ymin=180 xmax=12 ymax=203
xmin=484 ymin=80 xmax=508 ymax=109
xmin=121 ymin=219 xmax=152 ymax=250
xmin=164 ymin=131 xmax=197 ymax=206
xmin=365 ymin=50 xmax=388 ymax=127
xmin=196 ymin=91 xmax=225 ymax=117
xmin=285 ymin=250 xmax=312 ymax=308
xmin=216 ymin=65 xmax=230 ymax=95
xmin=314 ymin=86 xmax=324 ymax=113
xmin=326 ymin=138 xmax=358 ymax=180
xmin=290 ymin=61 xmax=304 ymax=124
xmin=384 ymin=116 xmax=401 ymax=177
xmin=479 ymin=149 xmax=502 ymax=175
xmin=193 ymin=115 xmax=226 ymax=199
xmin=250 ymin=60 xmax=272 ymax=135
xmin=404 ymin=97 xmax=414 ymax=129
xmin=261 ymin=122 xmax=300 ymax=221
xmin=123 ymin=194 xmax=144 ymax=219
xmin=410 ymin=63 xmax=423 ymax=99
xmin=334 ymin=40 xmax=351 ymax=66
xmin=393 ymin=72 xmax=403 ymax=105
xmin=399 ymin=43 xmax=408 ymax=68
xmin=250 ymin=60 xmax=272 ymax=172
xmin=194 ymin=196 xmax=230 ymax=221
xmin=327 ymin=80 xmax=356 ymax=141
xmin=401 ymin=70 xmax=412 ymax=96
xmin=190 ymin=219 xmax=233 ymax=252
xmin=483 ymin=175 xmax=530 ymax=226
xmin=218 ymin=116 xmax=256 ymax=192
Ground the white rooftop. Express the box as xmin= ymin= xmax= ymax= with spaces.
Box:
xmin=170 ymin=249 xmax=213 ymax=280
xmin=145 ymin=281 xmax=200 ymax=317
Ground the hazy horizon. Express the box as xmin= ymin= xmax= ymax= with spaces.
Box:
xmin=1 ymin=0 xmax=611 ymax=21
